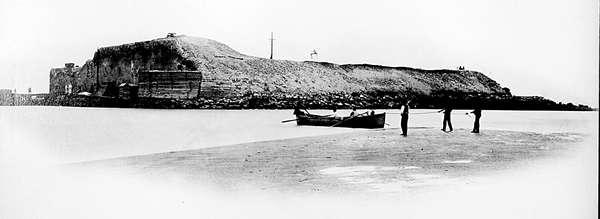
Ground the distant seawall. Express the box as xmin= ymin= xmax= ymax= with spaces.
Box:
xmin=3 ymin=92 xmax=592 ymax=111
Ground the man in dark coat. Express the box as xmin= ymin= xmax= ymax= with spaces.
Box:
xmin=349 ymin=107 xmax=358 ymax=117
xmin=438 ymin=106 xmax=453 ymax=132
xmin=467 ymin=107 xmax=482 ymax=133
xmin=400 ymin=100 xmax=410 ymax=136
xmin=293 ymin=104 xmax=305 ymax=116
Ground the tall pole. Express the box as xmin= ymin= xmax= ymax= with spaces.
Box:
xmin=269 ymin=32 xmax=274 ymax=59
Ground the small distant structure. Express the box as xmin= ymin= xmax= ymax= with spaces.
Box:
xmin=269 ymin=32 xmax=275 ymax=59
xmin=0 ymin=89 xmax=12 ymax=95
xmin=0 ymin=89 xmax=14 ymax=105
xmin=167 ymin=33 xmax=177 ymax=38
xmin=0 ymin=89 xmax=12 ymax=98
xmin=64 ymin=84 xmax=73 ymax=94
xmin=457 ymin=66 xmax=466 ymax=71
xmin=118 ymin=83 xmax=139 ymax=100
xmin=137 ymin=70 xmax=202 ymax=99
xmin=49 ymin=62 xmax=82 ymax=95
xmin=310 ymin=49 xmax=318 ymax=60
xmin=77 ymin=91 xmax=92 ymax=96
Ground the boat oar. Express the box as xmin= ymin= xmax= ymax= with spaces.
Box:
xmin=387 ymin=111 xmax=438 ymax=115
xmin=410 ymin=111 xmax=440 ymax=115
xmin=330 ymin=112 xmax=367 ymax=127
xmin=331 ymin=117 xmax=353 ymax=127
xmin=281 ymin=118 xmax=298 ymax=123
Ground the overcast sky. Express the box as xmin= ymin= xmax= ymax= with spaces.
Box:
xmin=0 ymin=0 xmax=598 ymax=106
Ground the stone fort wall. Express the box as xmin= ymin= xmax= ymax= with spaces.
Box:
xmin=49 ymin=62 xmax=237 ymax=99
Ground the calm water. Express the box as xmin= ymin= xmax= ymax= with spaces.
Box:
xmin=0 ymin=106 xmax=597 ymax=163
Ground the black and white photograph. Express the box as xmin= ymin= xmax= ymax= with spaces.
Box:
xmin=0 ymin=0 xmax=598 ymax=218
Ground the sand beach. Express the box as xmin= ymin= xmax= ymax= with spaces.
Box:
xmin=76 ymin=128 xmax=588 ymax=195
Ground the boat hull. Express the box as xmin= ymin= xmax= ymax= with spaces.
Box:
xmin=295 ymin=113 xmax=386 ymax=128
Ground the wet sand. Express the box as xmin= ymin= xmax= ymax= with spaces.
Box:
xmin=76 ymin=128 xmax=585 ymax=195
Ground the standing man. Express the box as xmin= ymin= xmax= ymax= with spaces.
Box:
xmin=331 ymin=107 xmax=340 ymax=118
xmin=349 ymin=107 xmax=358 ymax=117
xmin=400 ymin=100 xmax=410 ymax=136
xmin=467 ymin=107 xmax=482 ymax=133
xmin=438 ymin=105 xmax=453 ymax=132
xmin=293 ymin=104 xmax=305 ymax=116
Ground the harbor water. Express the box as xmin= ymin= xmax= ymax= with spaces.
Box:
xmin=0 ymin=106 xmax=597 ymax=163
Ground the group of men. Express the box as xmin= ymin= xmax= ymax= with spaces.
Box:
xmin=332 ymin=107 xmax=376 ymax=118
xmin=399 ymin=100 xmax=482 ymax=136
xmin=294 ymin=106 xmax=375 ymax=118
xmin=294 ymin=102 xmax=482 ymax=136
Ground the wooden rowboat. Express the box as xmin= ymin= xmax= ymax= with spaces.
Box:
xmin=295 ymin=112 xmax=386 ymax=128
